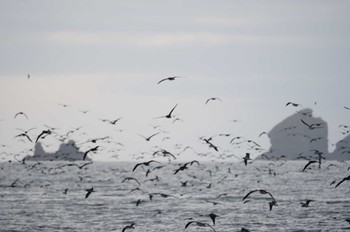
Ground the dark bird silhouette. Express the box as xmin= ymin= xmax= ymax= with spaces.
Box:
xmin=286 ymin=102 xmax=301 ymax=107
xmin=14 ymin=112 xmax=28 ymax=119
xmin=335 ymin=175 xmax=350 ymax=188
xmin=138 ymin=132 xmax=160 ymax=141
xmin=58 ymin=103 xmax=71 ymax=107
xmin=301 ymin=199 xmax=314 ymax=207
xmin=122 ymin=177 xmax=141 ymax=186
xmin=85 ymin=187 xmax=95 ymax=198
xmin=157 ymin=76 xmax=183 ymax=84
xmin=259 ymin=132 xmax=270 ymax=138
xmin=301 ymin=160 xmax=318 ymax=172
xmin=344 ymin=106 xmax=350 ymax=110
xmin=35 ymin=129 xmax=52 ymax=143
xmin=83 ymin=146 xmax=99 ymax=160
xmin=14 ymin=133 xmax=32 ymax=142
xmin=300 ymin=119 xmax=324 ymax=130
xmin=269 ymin=200 xmax=278 ymax=210
xmin=242 ymin=189 xmax=277 ymax=203
xmin=58 ymin=162 xmax=93 ymax=169
xmin=155 ymin=104 xmax=178 ymax=119
xmin=122 ymin=223 xmax=135 ymax=232
xmin=243 ymin=153 xmax=251 ymax=166
xmin=100 ymin=117 xmax=122 ymax=125
xmin=185 ymin=221 xmax=216 ymax=232
xmin=132 ymin=160 xmax=161 ymax=172
xmin=205 ymin=97 xmax=222 ymax=104
xmin=209 ymin=213 xmax=219 ymax=225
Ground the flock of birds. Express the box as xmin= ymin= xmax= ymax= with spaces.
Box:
xmin=1 ymin=75 xmax=350 ymax=231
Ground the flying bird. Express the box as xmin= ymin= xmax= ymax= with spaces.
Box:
xmin=14 ymin=112 xmax=28 ymax=119
xmin=83 ymin=146 xmax=99 ymax=160
xmin=85 ymin=187 xmax=95 ymax=198
xmin=157 ymin=76 xmax=183 ymax=84
xmin=100 ymin=117 xmax=122 ymax=125
xmin=14 ymin=133 xmax=32 ymax=142
xmin=155 ymin=104 xmax=178 ymax=119
xmin=122 ymin=223 xmax=135 ymax=232
xmin=286 ymin=102 xmax=301 ymax=107
xmin=35 ymin=130 xmax=52 ymax=143
xmin=132 ymin=160 xmax=161 ymax=172
xmin=242 ymin=189 xmax=277 ymax=203
xmin=138 ymin=132 xmax=160 ymax=141
xmin=243 ymin=153 xmax=251 ymax=166
xmin=301 ymin=199 xmax=314 ymax=207
xmin=300 ymin=119 xmax=324 ymax=130
xmin=122 ymin=177 xmax=141 ymax=186
xmin=58 ymin=162 xmax=93 ymax=169
xmin=185 ymin=221 xmax=216 ymax=232
xmin=205 ymin=97 xmax=223 ymax=104
xmin=335 ymin=175 xmax=350 ymax=188
xmin=301 ymin=160 xmax=318 ymax=172
xmin=208 ymin=213 xmax=219 ymax=225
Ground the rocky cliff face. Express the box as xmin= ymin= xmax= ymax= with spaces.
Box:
xmin=330 ymin=134 xmax=350 ymax=160
xmin=24 ymin=140 xmax=89 ymax=161
xmin=257 ymin=108 xmax=329 ymax=160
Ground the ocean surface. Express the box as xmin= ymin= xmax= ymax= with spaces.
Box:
xmin=0 ymin=160 xmax=349 ymax=232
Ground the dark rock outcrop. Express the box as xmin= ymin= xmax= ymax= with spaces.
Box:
xmin=24 ymin=140 xmax=89 ymax=161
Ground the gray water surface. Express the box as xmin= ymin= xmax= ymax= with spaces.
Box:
xmin=0 ymin=161 xmax=349 ymax=231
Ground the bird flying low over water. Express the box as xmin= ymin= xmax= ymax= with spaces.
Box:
xmin=185 ymin=221 xmax=216 ymax=232
xmin=85 ymin=187 xmax=95 ymax=198
xmin=157 ymin=76 xmax=183 ymax=84
xmin=301 ymin=160 xmax=318 ymax=172
xmin=242 ymin=189 xmax=277 ymax=203
xmin=335 ymin=175 xmax=350 ymax=188
xmin=243 ymin=153 xmax=251 ymax=166
xmin=301 ymin=199 xmax=314 ymax=207
xmin=122 ymin=223 xmax=135 ymax=232
xmin=132 ymin=160 xmax=161 ymax=172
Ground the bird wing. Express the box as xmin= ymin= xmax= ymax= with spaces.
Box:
xmin=168 ymin=104 xmax=178 ymax=116
xmin=148 ymin=132 xmax=160 ymax=140
xmin=335 ymin=175 xmax=350 ymax=188
xmin=302 ymin=161 xmax=316 ymax=172
xmin=300 ymin=119 xmax=311 ymax=127
xmin=157 ymin=78 xmax=168 ymax=84
xmin=35 ymin=131 xmax=45 ymax=143
xmin=205 ymin=98 xmax=212 ymax=104
xmin=185 ymin=221 xmax=196 ymax=229
xmin=242 ymin=190 xmax=258 ymax=201
xmin=132 ymin=163 xmax=143 ymax=172
xmin=85 ymin=191 xmax=92 ymax=198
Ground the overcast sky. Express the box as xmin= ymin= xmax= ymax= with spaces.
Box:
xmin=0 ymin=0 xmax=349 ymax=161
